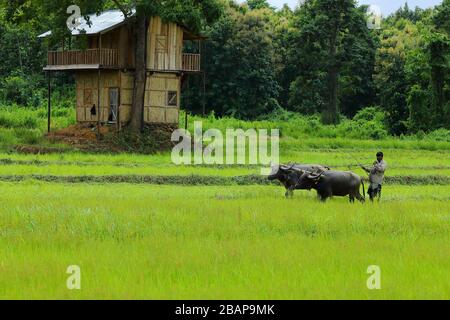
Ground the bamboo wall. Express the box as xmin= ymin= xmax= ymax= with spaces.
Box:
xmin=147 ymin=16 xmax=184 ymax=71
xmin=75 ymin=71 xmax=130 ymax=123
xmin=144 ymin=72 xmax=180 ymax=124
xmin=81 ymin=17 xmax=186 ymax=70
xmin=75 ymin=71 xmax=180 ymax=125
xmin=88 ymin=25 xmax=134 ymax=68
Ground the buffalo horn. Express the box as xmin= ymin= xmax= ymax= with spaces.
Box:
xmin=307 ymin=171 xmax=325 ymax=180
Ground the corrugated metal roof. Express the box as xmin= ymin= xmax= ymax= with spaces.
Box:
xmin=38 ymin=9 xmax=136 ymax=38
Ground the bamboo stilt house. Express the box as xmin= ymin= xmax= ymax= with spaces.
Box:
xmin=38 ymin=9 xmax=204 ymax=130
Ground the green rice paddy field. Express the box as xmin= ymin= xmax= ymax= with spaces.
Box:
xmin=0 ymin=141 xmax=449 ymax=299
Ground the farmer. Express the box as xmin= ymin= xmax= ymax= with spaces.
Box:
xmin=360 ymin=152 xmax=387 ymax=202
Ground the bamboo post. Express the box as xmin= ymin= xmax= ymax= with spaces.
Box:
xmin=47 ymin=72 xmax=51 ymax=133
xmin=97 ymin=69 xmax=101 ymax=139
xmin=185 ymin=74 xmax=189 ymax=130
xmin=198 ymin=40 xmax=201 ymax=72
xmin=99 ymin=34 xmax=102 ymax=66
xmin=202 ymin=71 xmax=206 ymax=117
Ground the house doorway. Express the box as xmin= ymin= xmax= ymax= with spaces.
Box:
xmin=108 ymin=88 xmax=119 ymax=123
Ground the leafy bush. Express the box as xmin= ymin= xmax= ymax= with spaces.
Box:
xmin=0 ymin=73 xmax=43 ymax=107
xmin=423 ymin=128 xmax=450 ymax=142
xmin=52 ymin=108 xmax=71 ymax=117
xmin=13 ymin=128 xmax=42 ymax=144
xmin=0 ymin=106 xmax=41 ymax=129
xmin=0 ymin=113 xmax=16 ymax=128
xmin=0 ymin=128 xmax=17 ymax=147
xmin=188 ymin=107 xmax=389 ymax=140
xmin=353 ymin=107 xmax=386 ymax=123
xmin=22 ymin=115 xmax=38 ymax=129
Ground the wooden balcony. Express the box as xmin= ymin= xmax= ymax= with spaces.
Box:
xmin=182 ymin=53 xmax=201 ymax=72
xmin=44 ymin=50 xmax=201 ymax=72
xmin=46 ymin=49 xmax=119 ymax=70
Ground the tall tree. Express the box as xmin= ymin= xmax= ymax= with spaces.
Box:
xmin=374 ymin=18 xmax=420 ymax=134
xmin=272 ymin=4 xmax=295 ymax=109
xmin=289 ymin=0 xmax=375 ymax=123
xmin=246 ymin=0 xmax=273 ymax=10
xmin=183 ymin=4 xmax=280 ymax=119
xmin=429 ymin=0 xmax=450 ymax=128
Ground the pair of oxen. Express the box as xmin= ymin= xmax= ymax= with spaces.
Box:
xmin=268 ymin=164 xmax=366 ymax=203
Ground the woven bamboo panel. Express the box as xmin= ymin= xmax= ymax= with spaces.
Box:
xmin=147 ymin=16 xmax=184 ymax=70
xmin=176 ymin=30 xmax=183 ymax=69
xmin=102 ymin=72 xmax=119 ymax=88
xmin=148 ymin=76 xmax=166 ymax=91
xmin=120 ymin=105 xmax=131 ymax=122
xmin=76 ymin=90 xmax=84 ymax=107
xmin=149 ymin=91 xmax=166 ymax=107
xmin=100 ymin=88 xmax=109 ymax=107
xmin=121 ymin=72 xmax=134 ymax=89
xmin=143 ymin=106 xmax=149 ymax=122
xmin=91 ymin=90 xmax=98 ymax=107
xmin=100 ymin=107 xmax=109 ymax=122
xmin=166 ymin=108 xmax=179 ymax=124
xmin=84 ymin=75 xmax=96 ymax=89
xmin=144 ymin=91 xmax=151 ymax=107
xmin=121 ymin=89 xmax=133 ymax=105
xmin=76 ymin=108 xmax=84 ymax=122
xmin=166 ymin=78 xmax=179 ymax=91
xmin=75 ymin=74 xmax=84 ymax=90
xmin=147 ymin=107 xmax=165 ymax=123
xmin=146 ymin=74 xmax=181 ymax=110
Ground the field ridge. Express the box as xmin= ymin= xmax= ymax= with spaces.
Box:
xmin=1 ymin=174 xmax=449 ymax=186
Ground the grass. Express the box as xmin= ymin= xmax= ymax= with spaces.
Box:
xmin=0 ymin=105 xmax=449 ymax=152
xmin=0 ymin=163 xmax=449 ymax=178
xmin=0 ymin=182 xmax=448 ymax=299
xmin=0 ymin=105 xmax=75 ymax=149
xmin=0 ymin=174 xmax=449 ymax=186
xmin=0 ymin=146 xmax=448 ymax=178
xmin=0 ymin=106 xmax=449 ymax=299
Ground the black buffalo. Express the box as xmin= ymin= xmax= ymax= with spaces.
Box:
xmin=295 ymin=170 xmax=366 ymax=203
xmin=268 ymin=164 xmax=329 ymax=198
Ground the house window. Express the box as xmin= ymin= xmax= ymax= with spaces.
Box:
xmin=84 ymin=89 xmax=92 ymax=105
xmin=167 ymin=91 xmax=178 ymax=106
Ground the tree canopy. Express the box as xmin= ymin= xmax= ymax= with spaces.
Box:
xmin=0 ymin=0 xmax=448 ymax=134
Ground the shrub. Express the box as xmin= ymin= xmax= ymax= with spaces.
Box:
xmin=424 ymin=128 xmax=450 ymax=142
xmin=1 ymin=75 xmax=29 ymax=106
xmin=52 ymin=108 xmax=71 ymax=117
xmin=22 ymin=115 xmax=38 ymax=129
xmin=353 ymin=106 xmax=386 ymax=123
xmin=0 ymin=113 xmax=16 ymax=128
xmin=336 ymin=107 xmax=388 ymax=140
xmin=13 ymin=128 xmax=42 ymax=144
xmin=0 ymin=128 xmax=17 ymax=147
xmin=0 ymin=73 xmax=43 ymax=107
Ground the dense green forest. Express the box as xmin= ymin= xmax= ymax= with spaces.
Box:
xmin=0 ymin=0 xmax=449 ymax=137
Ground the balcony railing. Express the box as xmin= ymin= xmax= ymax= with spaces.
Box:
xmin=46 ymin=50 xmax=200 ymax=72
xmin=47 ymin=49 xmax=119 ymax=67
xmin=182 ymin=53 xmax=201 ymax=72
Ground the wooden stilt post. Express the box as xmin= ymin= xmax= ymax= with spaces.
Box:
xmin=185 ymin=74 xmax=189 ymax=131
xmin=97 ymin=68 xmax=101 ymax=139
xmin=202 ymin=71 xmax=206 ymax=117
xmin=97 ymin=34 xmax=102 ymax=140
xmin=117 ymin=92 xmax=121 ymax=133
xmin=47 ymin=71 xmax=51 ymax=133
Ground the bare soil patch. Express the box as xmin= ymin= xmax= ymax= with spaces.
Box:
xmin=43 ymin=123 xmax=178 ymax=153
